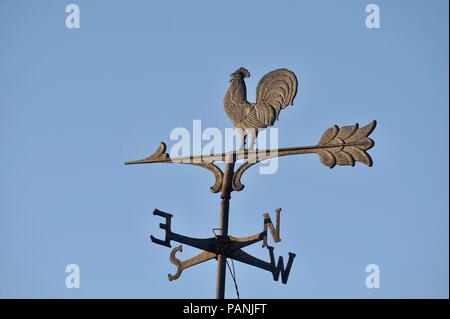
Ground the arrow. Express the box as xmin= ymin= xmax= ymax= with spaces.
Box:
xmin=124 ymin=121 xmax=376 ymax=166
xmin=124 ymin=121 xmax=376 ymax=193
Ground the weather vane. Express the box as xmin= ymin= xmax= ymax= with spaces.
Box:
xmin=125 ymin=67 xmax=377 ymax=299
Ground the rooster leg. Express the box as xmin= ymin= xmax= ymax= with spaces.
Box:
xmin=247 ymin=128 xmax=257 ymax=151
xmin=237 ymin=129 xmax=245 ymax=151
xmin=255 ymin=128 xmax=263 ymax=151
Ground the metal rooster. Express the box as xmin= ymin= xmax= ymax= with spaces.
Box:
xmin=223 ymin=67 xmax=298 ymax=150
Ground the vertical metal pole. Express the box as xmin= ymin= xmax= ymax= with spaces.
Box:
xmin=216 ymin=152 xmax=235 ymax=299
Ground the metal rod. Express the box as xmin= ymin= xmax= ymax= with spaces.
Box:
xmin=216 ymin=152 xmax=235 ymax=299
xmin=124 ymin=141 xmax=370 ymax=165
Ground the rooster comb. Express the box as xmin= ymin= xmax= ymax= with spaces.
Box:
xmin=231 ymin=67 xmax=250 ymax=78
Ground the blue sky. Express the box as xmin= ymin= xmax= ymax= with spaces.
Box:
xmin=0 ymin=0 xmax=448 ymax=298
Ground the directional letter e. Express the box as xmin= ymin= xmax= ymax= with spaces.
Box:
xmin=65 ymin=4 xmax=80 ymax=29
xmin=65 ymin=264 xmax=80 ymax=288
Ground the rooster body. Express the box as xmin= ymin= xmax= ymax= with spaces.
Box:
xmin=223 ymin=67 xmax=298 ymax=150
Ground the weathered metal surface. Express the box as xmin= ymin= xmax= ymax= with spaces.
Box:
xmin=232 ymin=120 xmax=377 ymax=190
xmin=223 ymin=67 xmax=298 ymax=150
xmin=125 ymin=142 xmax=224 ymax=193
xmin=125 ymin=67 xmax=377 ymax=299
xmin=216 ymin=154 xmax=235 ymax=298
xmin=168 ymin=246 xmax=217 ymax=281
xmin=316 ymin=120 xmax=376 ymax=168
xmin=151 ymin=207 xmax=295 ymax=285
xmin=125 ymin=120 xmax=376 ymax=193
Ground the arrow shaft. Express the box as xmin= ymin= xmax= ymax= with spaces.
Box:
xmin=124 ymin=142 xmax=367 ymax=165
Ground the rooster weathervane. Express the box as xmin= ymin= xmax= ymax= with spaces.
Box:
xmin=125 ymin=67 xmax=377 ymax=299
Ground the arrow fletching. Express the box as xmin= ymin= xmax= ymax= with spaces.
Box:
xmin=316 ymin=120 xmax=377 ymax=168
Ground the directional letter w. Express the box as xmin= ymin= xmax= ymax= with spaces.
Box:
xmin=268 ymin=246 xmax=296 ymax=284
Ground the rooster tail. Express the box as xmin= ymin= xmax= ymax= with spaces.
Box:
xmin=255 ymin=68 xmax=298 ymax=118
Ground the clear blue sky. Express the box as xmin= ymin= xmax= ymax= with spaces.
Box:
xmin=0 ymin=0 xmax=448 ymax=298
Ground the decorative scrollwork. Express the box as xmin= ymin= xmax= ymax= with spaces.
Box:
xmin=189 ymin=162 xmax=223 ymax=193
xmin=144 ymin=142 xmax=170 ymax=161
xmin=125 ymin=142 xmax=224 ymax=193
xmin=232 ymin=161 xmax=253 ymax=191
